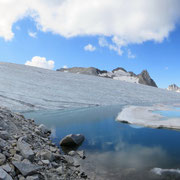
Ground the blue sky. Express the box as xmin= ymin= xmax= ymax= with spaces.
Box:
xmin=0 ymin=0 xmax=180 ymax=88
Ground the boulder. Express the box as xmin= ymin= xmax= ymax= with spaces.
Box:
xmin=0 ymin=167 xmax=13 ymax=180
xmin=17 ymin=139 xmax=34 ymax=161
xmin=60 ymin=134 xmax=85 ymax=147
xmin=37 ymin=124 xmax=51 ymax=134
xmin=12 ymin=161 xmax=42 ymax=176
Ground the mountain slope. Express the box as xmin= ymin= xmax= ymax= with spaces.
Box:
xmin=0 ymin=62 xmax=180 ymax=111
xmin=57 ymin=67 xmax=157 ymax=87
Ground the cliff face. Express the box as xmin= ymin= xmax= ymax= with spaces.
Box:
xmin=57 ymin=67 xmax=158 ymax=87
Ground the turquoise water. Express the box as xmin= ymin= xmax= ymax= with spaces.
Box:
xmin=23 ymin=105 xmax=180 ymax=180
xmin=155 ymin=109 xmax=180 ymax=118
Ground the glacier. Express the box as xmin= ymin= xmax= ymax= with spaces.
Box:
xmin=0 ymin=62 xmax=180 ymax=112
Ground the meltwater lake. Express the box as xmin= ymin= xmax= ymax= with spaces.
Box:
xmin=23 ymin=105 xmax=180 ymax=180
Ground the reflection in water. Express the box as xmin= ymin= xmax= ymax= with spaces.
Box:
xmin=23 ymin=105 xmax=180 ymax=180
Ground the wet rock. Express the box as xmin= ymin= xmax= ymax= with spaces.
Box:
xmin=0 ymin=167 xmax=13 ymax=180
xmin=0 ymin=153 xmax=6 ymax=165
xmin=60 ymin=134 xmax=85 ymax=147
xmin=17 ymin=140 xmax=34 ymax=161
xmin=12 ymin=161 xmax=42 ymax=176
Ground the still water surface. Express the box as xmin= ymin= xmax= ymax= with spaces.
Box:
xmin=23 ymin=105 xmax=180 ymax=180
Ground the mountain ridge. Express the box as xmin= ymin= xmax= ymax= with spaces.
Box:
xmin=57 ymin=67 xmax=158 ymax=87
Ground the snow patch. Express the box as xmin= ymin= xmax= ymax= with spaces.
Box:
xmin=116 ymin=105 xmax=180 ymax=130
xmin=151 ymin=168 xmax=180 ymax=175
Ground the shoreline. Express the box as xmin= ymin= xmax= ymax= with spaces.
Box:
xmin=0 ymin=106 xmax=89 ymax=180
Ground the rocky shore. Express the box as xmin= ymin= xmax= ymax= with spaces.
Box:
xmin=0 ymin=107 xmax=89 ymax=180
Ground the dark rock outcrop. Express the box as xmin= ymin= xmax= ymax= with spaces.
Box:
xmin=57 ymin=67 xmax=107 ymax=76
xmin=60 ymin=134 xmax=85 ymax=147
xmin=137 ymin=70 xmax=158 ymax=87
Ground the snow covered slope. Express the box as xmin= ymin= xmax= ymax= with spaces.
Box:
xmin=0 ymin=62 xmax=180 ymax=111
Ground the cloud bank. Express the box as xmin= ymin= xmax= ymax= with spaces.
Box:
xmin=25 ymin=56 xmax=54 ymax=70
xmin=0 ymin=0 xmax=180 ymax=50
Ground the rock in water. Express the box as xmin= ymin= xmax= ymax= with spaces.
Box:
xmin=60 ymin=134 xmax=85 ymax=146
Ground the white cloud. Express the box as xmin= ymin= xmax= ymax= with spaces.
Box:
xmin=28 ymin=31 xmax=37 ymax=38
xmin=99 ymin=37 xmax=123 ymax=55
xmin=25 ymin=56 xmax=54 ymax=70
xmin=127 ymin=49 xmax=136 ymax=59
xmin=0 ymin=0 xmax=179 ymax=49
xmin=84 ymin=44 xmax=96 ymax=52
xmin=165 ymin=67 xmax=169 ymax=70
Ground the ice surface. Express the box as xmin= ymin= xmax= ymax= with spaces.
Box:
xmin=116 ymin=105 xmax=180 ymax=129
xmin=151 ymin=168 xmax=180 ymax=175
xmin=1 ymin=62 xmax=180 ymax=111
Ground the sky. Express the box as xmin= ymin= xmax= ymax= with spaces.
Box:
xmin=0 ymin=0 xmax=180 ymax=88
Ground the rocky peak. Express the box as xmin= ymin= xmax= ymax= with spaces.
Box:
xmin=167 ymin=84 xmax=180 ymax=92
xmin=137 ymin=70 xmax=158 ymax=87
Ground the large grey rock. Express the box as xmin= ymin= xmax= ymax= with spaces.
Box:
xmin=17 ymin=140 xmax=34 ymax=161
xmin=0 ymin=153 xmax=6 ymax=166
xmin=37 ymin=124 xmax=51 ymax=134
xmin=60 ymin=134 xmax=85 ymax=146
xmin=12 ymin=161 xmax=42 ymax=176
xmin=0 ymin=167 xmax=12 ymax=180
xmin=1 ymin=164 xmax=12 ymax=173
